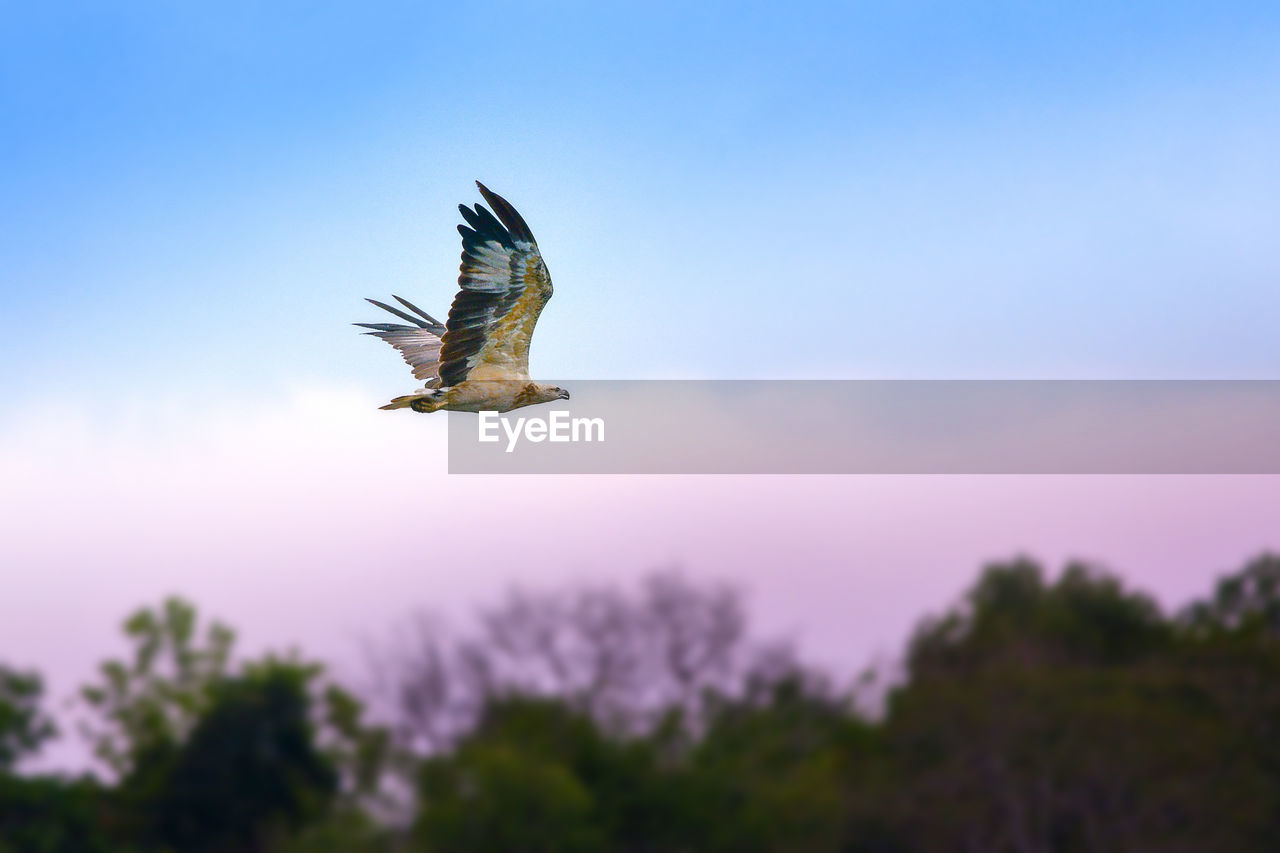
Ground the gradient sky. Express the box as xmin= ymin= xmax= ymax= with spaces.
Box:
xmin=3 ymin=2 xmax=1280 ymax=770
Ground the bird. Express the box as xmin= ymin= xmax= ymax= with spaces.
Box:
xmin=356 ymin=182 xmax=569 ymax=413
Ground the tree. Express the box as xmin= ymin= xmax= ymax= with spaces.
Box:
xmin=413 ymin=696 xmax=686 ymax=853
xmin=386 ymin=572 xmax=783 ymax=754
xmin=1182 ymin=552 xmax=1280 ymax=638
xmin=0 ymin=774 xmax=124 ymax=853
xmin=17 ymin=557 xmax=1280 ymax=851
xmin=905 ymin=558 xmax=1171 ymax=679
xmin=0 ymin=666 xmax=118 ymax=852
xmin=877 ymin=558 xmax=1275 ymax=851
xmin=688 ymin=673 xmax=868 ymax=853
xmin=147 ymin=660 xmax=339 ymax=853
xmin=75 ymin=598 xmax=394 ymax=851
xmin=0 ymin=664 xmax=56 ymax=772
xmin=78 ymin=597 xmax=234 ymax=777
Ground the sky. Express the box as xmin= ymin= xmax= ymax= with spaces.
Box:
xmin=3 ymin=2 xmax=1280 ymax=770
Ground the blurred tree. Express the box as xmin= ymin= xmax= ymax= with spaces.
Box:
xmin=880 ymin=558 xmax=1275 ymax=851
xmin=687 ymin=672 xmax=868 ymax=853
xmin=1182 ymin=552 xmax=1280 ymax=638
xmin=268 ymin=807 xmax=404 ymax=853
xmin=253 ymin=676 xmax=400 ymax=852
xmin=413 ymin=696 xmax=675 ymax=852
xmin=78 ymin=597 xmax=234 ymax=777
xmin=7 ymin=558 xmax=1279 ymax=852
xmin=387 ymin=572 xmax=778 ymax=754
xmin=318 ymin=681 xmax=394 ymax=807
xmin=73 ymin=598 xmax=395 ymax=851
xmin=146 ymin=659 xmax=339 ymax=853
xmin=0 ymin=664 xmax=56 ymax=772
xmin=906 ymin=558 xmax=1172 ymax=678
xmin=410 ymin=655 xmax=863 ymax=852
xmin=398 ymin=559 xmax=1280 ymax=850
xmin=0 ymin=665 xmax=119 ymax=852
xmin=1177 ymin=552 xmax=1280 ymax=833
xmin=0 ymin=774 xmax=125 ymax=853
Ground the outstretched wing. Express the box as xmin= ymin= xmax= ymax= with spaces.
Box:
xmin=438 ymin=182 xmax=552 ymax=387
xmin=356 ymin=296 xmax=446 ymax=385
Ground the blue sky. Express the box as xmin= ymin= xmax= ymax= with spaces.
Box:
xmin=4 ymin=1 xmax=1279 ymax=409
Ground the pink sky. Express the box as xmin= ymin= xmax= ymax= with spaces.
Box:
xmin=3 ymin=386 xmax=1277 ymax=770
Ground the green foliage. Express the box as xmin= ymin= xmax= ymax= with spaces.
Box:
xmin=7 ymin=558 xmax=1280 ymax=851
xmin=1183 ymin=552 xmax=1280 ymax=637
xmin=419 ymin=743 xmax=600 ymax=852
xmin=319 ymin=682 xmax=393 ymax=803
xmin=414 ymin=697 xmax=654 ymax=852
xmin=78 ymin=597 xmax=235 ymax=776
xmin=879 ymin=557 xmax=1280 ymax=850
xmin=882 ymin=666 xmax=1273 ymax=849
xmin=686 ymin=676 xmax=868 ymax=853
xmin=0 ymin=774 xmax=126 ymax=853
xmin=0 ymin=665 xmax=56 ymax=772
xmin=65 ymin=598 xmax=395 ymax=851
xmin=406 ymin=559 xmax=1280 ymax=851
xmin=268 ymin=806 xmax=403 ymax=853
xmin=144 ymin=660 xmax=339 ymax=852
xmin=411 ymin=676 xmax=859 ymax=853
xmin=906 ymin=558 xmax=1171 ymax=678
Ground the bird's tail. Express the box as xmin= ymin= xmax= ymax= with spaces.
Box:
xmin=380 ymin=390 xmax=445 ymax=413
xmin=355 ymin=295 xmax=446 ymax=384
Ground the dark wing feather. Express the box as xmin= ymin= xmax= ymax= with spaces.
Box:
xmin=437 ymin=183 xmax=552 ymax=386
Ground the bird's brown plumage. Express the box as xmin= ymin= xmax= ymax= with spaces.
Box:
xmin=357 ymin=183 xmax=564 ymax=413
xmin=439 ymin=182 xmax=553 ymax=386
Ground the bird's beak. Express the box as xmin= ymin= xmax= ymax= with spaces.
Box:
xmin=558 ymin=389 xmax=571 ymax=400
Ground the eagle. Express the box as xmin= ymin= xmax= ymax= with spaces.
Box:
xmin=357 ymin=182 xmax=569 ymax=413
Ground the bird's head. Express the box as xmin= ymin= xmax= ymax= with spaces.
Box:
xmin=526 ymin=383 xmax=570 ymax=405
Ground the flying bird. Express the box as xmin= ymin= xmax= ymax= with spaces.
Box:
xmin=357 ymin=182 xmax=569 ymax=413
